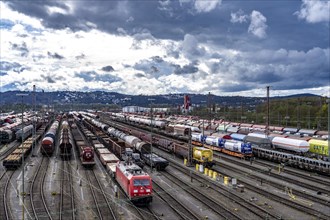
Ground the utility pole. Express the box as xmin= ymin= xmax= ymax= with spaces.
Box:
xmin=327 ymin=98 xmax=330 ymax=158
xmin=307 ymin=102 xmax=311 ymax=129
xmin=16 ymin=93 xmax=28 ymax=220
xmin=187 ymin=128 xmax=193 ymax=166
xmin=266 ymin=86 xmax=270 ymax=135
xmin=32 ymin=85 xmax=36 ymax=157
xmin=148 ymin=98 xmax=155 ymax=173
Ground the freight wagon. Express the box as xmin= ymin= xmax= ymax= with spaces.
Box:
xmin=59 ymin=120 xmax=73 ymax=159
xmin=41 ymin=120 xmax=59 ymax=156
xmin=308 ymin=139 xmax=329 ymax=157
xmin=16 ymin=125 xmax=34 ymax=142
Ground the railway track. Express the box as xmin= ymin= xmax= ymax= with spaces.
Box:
xmin=29 ymin=157 xmax=53 ymax=220
xmin=166 ymin=160 xmax=282 ymax=220
xmin=60 ymin=161 xmax=76 ymax=220
xmin=254 ymin=159 xmax=330 ymax=185
xmin=161 ymin=168 xmax=242 ymax=220
xmin=85 ymin=169 xmax=117 ymax=220
xmin=152 ymin=179 xmax=200 ymax=220
xmin=0 ymin=141 xmax=20 ymax=160
xmin=212 ymin=161 xmax=330 ymax=220
xmin=215 ymin=153 xmax=330 ymax=206
xmin=0 ymin=171 xmax=14 ymax=220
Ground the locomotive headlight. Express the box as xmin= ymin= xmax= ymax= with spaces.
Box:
xmin=133 ymin=190 xmax=138 ymax=193
xmin=146 ymin=189 xmax=150 ymax=192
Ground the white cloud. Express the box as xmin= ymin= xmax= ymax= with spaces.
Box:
xmin=194 ymin=0 xmax=221 ymax=13
xmin=230 ymin=9 xmax=249 ymax=23
xmin=248 ymin=10 xmax=267 ymax=38
xmin=46 ymin=6 xmax=69 ymax=15
xmin=295 ymin=0 xmax=330 ymax=23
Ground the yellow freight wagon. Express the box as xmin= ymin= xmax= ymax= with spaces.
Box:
xmin=308 ymin=139 xmax=329 ymax=156
xmin=193 ymin=147 xmax=214 ymax=167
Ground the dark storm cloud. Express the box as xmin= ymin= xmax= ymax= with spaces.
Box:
xmin=133 ymin=56 xmax=174 ymax=77
xmin=47 ymin=51 xmax=64 ymax=59
xmin=5 ymin=0 xmax=329 ymax=51
xmin=151 ymin=56 xmax=164 ymax=63
xmin=150 ymin=66 xmax=159 ymax=73
xmin=75 ymin=54 xmax=85 ymax=60
xmin=134 ymin=73 xmax=146 ymax=78
xmin=0 ymin=61 xmax=21 ymax=71
xmin=173 ymin=61 xmax=199 ymax=75
xmin=220 ymin=84 xmax=254 ymax=93
xmin=0 ymin=61 xmax=27 ymax=73
xmin=40 ymin=74 xmax=65 ymax=84
xmin=75 ymin=71 xmax=120 ymax=83
xmin=209 ymin=47 xmax=329 ymax=92
xmin=10 ymin=42 xmax=29 ymax=57
xmin=101 ymin=65 xmax=115 ymax=72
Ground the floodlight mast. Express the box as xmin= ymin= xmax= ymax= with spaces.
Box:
xmin=16 ymin=93 xmax=28 ymax=220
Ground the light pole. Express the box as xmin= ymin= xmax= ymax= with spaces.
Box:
xmin=327 ymin=98 xmax=330 ymax=158
xmin=32 ymin=85 xmax=36 ymax=157
xmin=307 ymin=102 xmax=311 ymax=129
xmin=16 ymin=93 xmax=28 ymax=220
xmin=148 ymin=98 xmax=155 ymax=173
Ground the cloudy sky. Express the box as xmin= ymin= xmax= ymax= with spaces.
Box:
xmin=0 ymin=0 xmax=329 ymax=97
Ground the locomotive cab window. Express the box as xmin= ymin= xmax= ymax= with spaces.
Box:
xmin=133 ymin=179 xmax=150 ymax=186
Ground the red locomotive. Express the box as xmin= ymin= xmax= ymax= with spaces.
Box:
xmin=79 ymin=144 xmax=95 ymax=167
xmin=116 ymin=161 xmax=152 ymax=205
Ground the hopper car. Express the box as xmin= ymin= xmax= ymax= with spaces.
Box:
xmin=116 ymin=161 xmax=152 ymax=205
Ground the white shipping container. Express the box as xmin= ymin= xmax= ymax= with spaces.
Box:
xmin=106 ymin=162 xmax=118 ymax=177
xmin=100 ymin=153 xmax=119 ymax=166
xmin=97 ymin=148 xmax=111 ymax=155
xmin=94 ymin=144 xmax=105 ymax=149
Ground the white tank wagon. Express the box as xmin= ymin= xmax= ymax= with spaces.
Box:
xmin=272 ymin=137 xmax=310 ymax=153
xmin=82 ymin=114 xmax=151 ymax=155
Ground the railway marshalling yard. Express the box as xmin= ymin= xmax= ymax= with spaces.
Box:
xmin=0 ymin=115 xmax=330 ymax=220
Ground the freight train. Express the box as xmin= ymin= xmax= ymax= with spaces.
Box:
xmin=59 ymin=120 xmax=73 ymax=159
xmin=81 ymin=114 xmax=169 ymax=171
xmin=3 ymin=122 xmax=49 ymax=169
xmin=107 ymin=112 xmax=330 ymax=174
xmin=95 ymin=116 xmax=215 ymax=168
xmin=41 ymin=120 xmax=59 ymax=156
xmin=71 ymin=123 xmax=95 ymax=167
